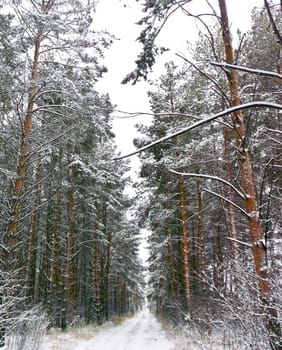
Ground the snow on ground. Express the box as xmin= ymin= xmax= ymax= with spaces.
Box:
xmin=41 ymin=310 xmax=196 ymax=350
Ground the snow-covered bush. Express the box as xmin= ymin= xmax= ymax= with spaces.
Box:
xmin=187 ymin=257 xmax=282 ymax=349
xmin=3 ymin=306 xmax=48 ymax=350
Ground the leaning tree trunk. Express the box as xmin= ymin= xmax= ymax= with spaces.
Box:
xmin=218 ymin=0 xmax=282 ymax=348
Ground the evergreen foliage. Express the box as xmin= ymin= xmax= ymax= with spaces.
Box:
xmin=133 ymin=2 xmax=282 ymax=349
xmin=0 ymin=1 xmax=144 ymax=346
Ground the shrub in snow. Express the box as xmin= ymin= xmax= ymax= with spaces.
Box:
xmin=4 ymin=306 xmax=48 ymax=350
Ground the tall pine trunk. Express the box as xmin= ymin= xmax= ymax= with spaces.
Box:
xmin=218 ymin=1 xmax=282 ymax=347
xmin=8 ymin=35 xmax=41 ymax=265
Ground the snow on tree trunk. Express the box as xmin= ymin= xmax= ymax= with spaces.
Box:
xmin=218 ymin=0 xmax=282 ymax=347
xmin=8 ymin=35 xmax=41 ymax=257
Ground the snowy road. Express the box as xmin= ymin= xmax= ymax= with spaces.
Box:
xmin=41 ymin=310 xmax=176 ymax=350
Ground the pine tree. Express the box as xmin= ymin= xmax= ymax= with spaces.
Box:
xmin=127 ymin=0 xmax=281 ymax=347
xmin=0 ymin=0 xmax=144 ymax=343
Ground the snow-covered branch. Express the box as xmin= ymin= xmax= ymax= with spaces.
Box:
xmin=227 ymin=237 xmax=252 ymax=248
xmin=114 ymin=102 xmax=282 ymax=160
xmin=203 ymin=188 xmax=250 ymax=217
xmin=210 ymin=61 xmax=282 ymax=79
xmin=266 ymin=128 xmax=282 ymax=135
xmin=32 ymin=108 xmax=76 ymax=120
xmin=27 ymin=126 xmax=77 ymax=160
xmin=34 ymin=89 xmax=62 ymax=101
xmin=169 ymin=169 xmax=245 ymax=199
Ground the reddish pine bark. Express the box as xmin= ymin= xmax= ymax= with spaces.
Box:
xmin=218 ymin=0 xmax=267 ymax=294
xmin=8 ymin=37 xmax=41 ymax=251
xmin=8 ymin=0 xmax=55 ymax=260
xmin=218 ymin=0 xmax=282 ymax=347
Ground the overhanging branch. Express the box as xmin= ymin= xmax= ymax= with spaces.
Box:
xmin=114 ymin=101 xmax=282 ymax=160
xmin=210 ymin=61 xmax=282 ymax=79
xmin=169 ymin=169 xmax=245 ymax=199
xmin=203 ymin=188 xmax=249 ymax=218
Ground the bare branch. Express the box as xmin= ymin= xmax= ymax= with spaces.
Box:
xmin=176 ymin=54 xmax=231 ymax=104
xmin=112 ymin=109 xmax=200 ymax=120
xmin=227 ymin=237 xmax=252 ymax=248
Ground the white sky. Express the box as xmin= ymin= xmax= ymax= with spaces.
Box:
xmin=94 ymin=0 xmax=262 ymax=160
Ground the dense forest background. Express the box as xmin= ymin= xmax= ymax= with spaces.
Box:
xmin=0 ymin=1 xmax=281 ymax=350
xmin=0 ymin=1 xmax=144 ymax=348
xmin=130 ymin=1 xmax=281 ymax=349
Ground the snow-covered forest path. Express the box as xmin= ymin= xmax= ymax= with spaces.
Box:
xmin=41 ymin=310 xmax=179 ymax=350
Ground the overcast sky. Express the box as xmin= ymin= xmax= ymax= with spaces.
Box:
xmin=94 ymin=0 xmax=262 ymax=162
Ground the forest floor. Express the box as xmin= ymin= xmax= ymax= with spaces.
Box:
xmin=40 ymin=310 xmax=199 ymax=350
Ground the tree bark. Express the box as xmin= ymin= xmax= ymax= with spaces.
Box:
xmin=8 ymin=35 xmax=41 ymax=259
xmin=219 ymin=0 xmax=266 ymax=293
xmin=218 ymin=0 xmax=282 ymax=347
